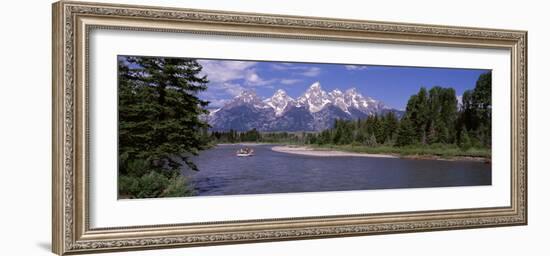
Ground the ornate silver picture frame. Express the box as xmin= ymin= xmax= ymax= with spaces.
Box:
xmin=52 ymin=1 xmax=527 ymax=255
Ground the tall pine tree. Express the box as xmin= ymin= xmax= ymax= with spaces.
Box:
xmin=118 ymin=56 xmax=210 ymax=198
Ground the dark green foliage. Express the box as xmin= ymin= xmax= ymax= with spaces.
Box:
xmin=119 ymin=172 xmax=195 ymax=199
xmin=239 ymin=128 xmax=261 ymax=142
xmin=458 ymin=125 xmax=472 ymax=149
xmin=118 ymin=56 xmax=210 ymax=198
xmin=332 ymin=119 xmax=354 ymax=145
xmin=209 ymin=130 xmax=311 ymax=144
xmin=396 ymin=117 xmax=417 ymax=146
xmin=296 ymin=112 xmax=404 ymax=147
xmin=317 ymin=130 xmax=332 ymax=145
xmin=428 ymin=86 xmax=458 ymax=144
xmin=365 ymin=133 xmax=378 ymax=147
xmin=458 ymin=72 xmax=492 ymax=147
xmin=394 ymin=84 xmax=463 ymax=146
xmin=164 ymin=176 xmax=197 ymax=197
xmin=118 ymin=157 xmax=196 ymax=198
xmin=407 ymin=87 xmax=430 ymax=144
xmin=308 ymin=72 xmax=491 ymax=152
xmin=382 ymin=111 xmax=399 ymax=145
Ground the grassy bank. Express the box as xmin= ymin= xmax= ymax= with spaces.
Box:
xmin=309 ymin=143 xmax=491 ymax=160
xmin=211 ymin=141 xmax=491 ymax=161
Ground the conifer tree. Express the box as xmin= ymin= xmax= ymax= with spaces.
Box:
xmin=458 ymin=126 xmax=471 ymax=149
xmin=396 ymin=117 xmax=416 ymax=146
xmin=382 ymin=112 xmax=399 ymax=145
xmin=119 ymin=56 xmax=210 ymax=173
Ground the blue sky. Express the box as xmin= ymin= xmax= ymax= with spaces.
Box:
xmin=196 ymin=58 xmax=489 ymax=110
xmin=119 ymin=56 xmax=489 ymax=110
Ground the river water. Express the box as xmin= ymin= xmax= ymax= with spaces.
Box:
xmin=183 ymin=144 xmax=491 ymax=196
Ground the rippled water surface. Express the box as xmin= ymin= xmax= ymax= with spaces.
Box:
xmin=183 ymin=144 xmax=491 ymax=196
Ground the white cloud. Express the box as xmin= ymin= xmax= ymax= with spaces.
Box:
xmin=280 ymin=79 xmax=301 ymax=85
xmin=345 ymin=65 xmax=369 ymax=71
xmin=270 ymin=64 xmax=321 ymax=77
xmin=200 ymin=81 xmax=245 ymax=100
xmin=198 ymin=59 xmax=271 ymax=96
xmin=205 ymin=98 xmax=230 ymax=108
xmin=198 ymin=60 xmax=275 ymax=89
xmin=271 ymin=63 xmax=295 ymax=71
xmin=198 ymin=60 xmax=257 ymax=83
xmin=244 ymin=70 xmax=275 ymax=86
xmin=246 ymin=72 xmax=261 ymax=83
xmin=302 ymin=67 xmax=321 ymax=77
xmin=219 ymin=82 xmax=245 ymax=96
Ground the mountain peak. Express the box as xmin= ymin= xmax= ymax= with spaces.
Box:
xmin=228 ymin=90 xmax=272 ymax=111
xmin=309 ymin=81 xmax=321 ymax=90
xmin=208 ymin=82 xmax=401 ymax=131
xmin=331 ymin=89 xmax=343 ymax=95
xmin=274 ymin=89 xmax=287 ymax=96
xmin=237 ymin=90 xmax=256 ymax=97
xmin=345 ymin=88 xmax=359 ymax=95
xmin=298 ymin=81 xmax=331 ymax=113
xmin=265 ymin=89 xmax=295 ymax=116
xmin=235 ymin=90 xmax=259 ymax=102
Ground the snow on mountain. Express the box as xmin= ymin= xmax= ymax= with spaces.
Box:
xmin=306 ymin=83 xmax=388 ymax=115
xmin=208 ymin=81 xmax=400 ymax=131
xmin=343 ymin=88 xmax=387 ymax=114
xmin=296 ymin=82 xmax=332 ymax=113
xmin=328 ymin=89 xmax=349 ymax=114
xmin=208 ymin=108 xmax=220 ymax=116
xmin=264 ymin=89 xmax=295 ymax=116
xmin=208 ymin=90 xmax=275 ymax=131
xmin=225 ymin=90 xmax=271 ymax=109
xmin=235 ymin=90 xmax=258 ymax=103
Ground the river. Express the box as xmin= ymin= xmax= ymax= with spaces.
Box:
xmin=183 ymin=144 xmax=491 ymax=196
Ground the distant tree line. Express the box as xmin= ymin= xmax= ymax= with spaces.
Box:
xmin=209 ymin=129 xmax=308 ymax=144
xmin=305 ymin=112 xmax=399 ymax=146
xmin=306 ymin=72 xmax=492 ymax=149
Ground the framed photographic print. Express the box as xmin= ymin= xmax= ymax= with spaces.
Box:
xmin=52 ymin=1 xmax=527 ymax=255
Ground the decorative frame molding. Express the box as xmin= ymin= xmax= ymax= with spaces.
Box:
xmin=52 ymin=1 xmax=527 ymax=255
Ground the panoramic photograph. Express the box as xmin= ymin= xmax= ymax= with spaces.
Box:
xmin=117 ymin=55 xmax=492 ymax=199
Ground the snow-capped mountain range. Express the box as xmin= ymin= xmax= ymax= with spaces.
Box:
xmin=207 ymin=82 xmax=401 ymax=131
